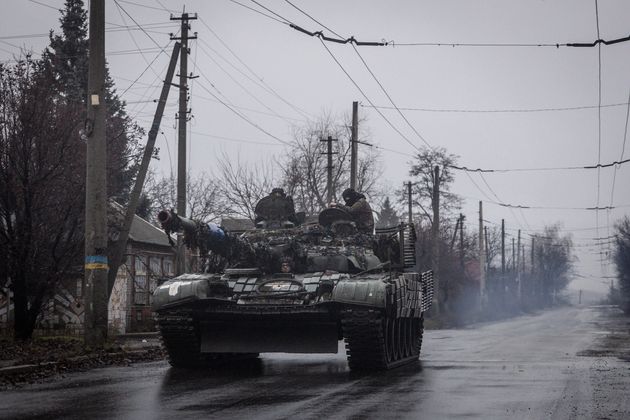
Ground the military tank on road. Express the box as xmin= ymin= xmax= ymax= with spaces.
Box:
xmin=152 ymin=190 xmax=433 ymax=370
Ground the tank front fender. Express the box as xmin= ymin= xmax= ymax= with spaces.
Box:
xmin=332 ymin=279 xmax=388 ymax=308
xmin=152 ymin=278 xmax=209 ymax=311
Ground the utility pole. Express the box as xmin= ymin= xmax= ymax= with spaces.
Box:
xmin=350 ymin=101 xmax=358 ymax=190
xmin=431 ymin=166 xmax=440 ymax=314
xmin=501 ymin=219 xmax=505 ymax=305
xmin=171 ymin=11 xmax=197 ymax=275
xmin=501 ymin=219 xmax=506 ymax=275
xmin=106 ymin=42 xmax=181 ymax=296
xmin=517 ymin=229 xmax=521 ymax=274
xmin=512 ymin=238 xmax=516 ymax=272
xmin=406 ymin=181 xmax=413 ymax=225
xmin=84 ymin=0 xmax=108 ymax=347
xmin=479 ymin=201 xmax=485 ymax=307
xmin=459 ymin=214 xmax=465 ymax=271
xmin=320 ymin=136 xmax=337 ymax=204
xmin=484 ymin=226 xmax=489 ymax=272
xmin=531 ymin=237 xmax=535 ymax=274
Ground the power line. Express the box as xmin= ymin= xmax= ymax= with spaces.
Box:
xmin=249 ymin=0 xmax=292 ymax=24
xmin=391 ymin=34 xmax=630 ymax=48
xmin=113 ymin=0 xmax=169 ymax=52
xmin=609 ymin=90 xmax=630 ymax=206
xmin=195 ymin=41 xmax=297 ymax=126
xmin=352 ymin=44 xmax=432 ymax=148
xmin=227 ymin=0 xmax=288 ymax=25
xmin=284 ymin=0 xmax=342 ymax=38
xmin=318 ymin=38 xmax=424 ymax=155
xmin=197 ymin=17 xmax=312 ymax=120
xmin=449 ymin=157 xmax=630 ymax=173
xmin=360 ymin=101 xmax=630 ymax=114
xmin=195 ymin=79 xmax=292 ymax=147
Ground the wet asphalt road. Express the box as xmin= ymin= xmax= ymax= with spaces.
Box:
xmin=1 ymin=306 xmax=628 ymax=419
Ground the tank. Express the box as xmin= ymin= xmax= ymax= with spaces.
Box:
xmin=152 ymin=191 xmax=434 ymax=370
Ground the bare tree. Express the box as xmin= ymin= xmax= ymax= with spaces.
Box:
xmin=0 ymin=57 xmax=84 ymax=340
xmin=281 ymin=111 xmax=382 ymax=216
xmin=405 ymin=146 xmax=461 ymax=226
xmin=614 ymin=216 xmax=630 ymax=313
xmin=215 ymin=155 xmax=278 ymax=221
xmin=532 ymin=225 xmax=574 ymax=306
xmin=144 ymin=171 xmax=228 ymax=224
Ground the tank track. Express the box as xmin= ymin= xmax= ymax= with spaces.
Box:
xmin=341 ymin=309 xmax=424 ymax=370
xmin=157 ymin=310 xmax=257 ymax=367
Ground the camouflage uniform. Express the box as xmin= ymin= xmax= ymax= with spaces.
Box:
xmin=339 ymin=198 xmax=374 ymax=234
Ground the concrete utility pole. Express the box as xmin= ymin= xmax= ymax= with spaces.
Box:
xmin=350 ymin=101 xmax=359 ymax=190
xmin=484 ymin=226 xmax=489 ymax=272
xmin=320 ymin=136 xmax=337 ymax=204
xmin=501 ymin=219 xmax=506 ymax=275
xmin=106 ymin=42 xmax=181 ymax=296
xmin=406 ymin=182 xmax=413 ymax=225
xmin=516 ymin=229 xmax=521 ymax=273
xmin=512 ymin=238 xmax=516 ymax=272
xmin=501 ymin=219 xmax=506 ymax=305
xmin=479 ymin=201 xmax=485 ymax=306
xmin=170 ymin=12 xmax=197 ymax=275
xmin=431 ymin=166 xmax=440 ymax=314
xmin=459 ymin=214 xmax=465 ymax=271
xmin=84 ymin=0 xmax=108 ymax=347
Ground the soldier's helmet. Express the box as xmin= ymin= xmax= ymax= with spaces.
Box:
xmin=342 ymin=188 xmax=359 ymax=205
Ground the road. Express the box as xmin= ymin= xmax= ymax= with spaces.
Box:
xmin=1 ymin=306 xmax=629 ymax=419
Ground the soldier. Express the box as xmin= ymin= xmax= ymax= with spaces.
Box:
xmin=255 ymin=188 xmax=298 ymax=227
xmin=332 ymin=188 xmax=374 ymax=234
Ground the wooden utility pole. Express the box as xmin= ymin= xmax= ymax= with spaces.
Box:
xmin=479 ymin=201 xmax=485 ymax=306
xmin=84 ymin=0 xmax=108 ymax=347
xmin=350 ymin=101 xmax=358 ymax=190
xmin=171 ymin=12 xmax=197 ymax=275
xmin=406 ymin=181 xmax=413 ymax=224
xmin=431 ymin=166 xmax=440 ymax=313
xmin=106 ymin=42 xmax=181 ymax=296
xmin=320 ymin=136 xmax=337 ymax=204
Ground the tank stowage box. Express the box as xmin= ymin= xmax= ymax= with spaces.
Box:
xmin=153 ymin=196 xmax=433 ymax=370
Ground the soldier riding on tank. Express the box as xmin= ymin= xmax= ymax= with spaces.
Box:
xmin=330 ymin=188 xmax=374 ymax=234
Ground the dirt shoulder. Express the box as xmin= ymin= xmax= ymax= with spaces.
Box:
xmin=0 ymin=335 xmax=166 ymax=390
xmin=578 ymin=305 xmax=630 ymax=419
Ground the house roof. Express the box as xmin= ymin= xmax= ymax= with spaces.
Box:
xmin=110 ymin=202 xmax=171 ymax=248
xmin=129 ymin=213 xmax=172 ymax=247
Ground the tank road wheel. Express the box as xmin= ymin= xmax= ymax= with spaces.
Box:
xmin=342 ymin=310 xmax=421 ymax=371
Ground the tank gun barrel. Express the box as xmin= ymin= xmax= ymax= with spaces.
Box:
xmin=157 ymin=209 xmax=197 ymax=234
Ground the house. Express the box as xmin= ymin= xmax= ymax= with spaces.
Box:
xmin=0 ymin=211 xmax=175 ymax=336
xmin=108 ymin=212 xmax=175 ymax=334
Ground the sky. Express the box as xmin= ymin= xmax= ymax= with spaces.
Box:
xmin=1 ymin=0 xmax=629 ymax=293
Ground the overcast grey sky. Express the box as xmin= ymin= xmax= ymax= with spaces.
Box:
xmin=1 ymin=0 xmax=629 ymax=293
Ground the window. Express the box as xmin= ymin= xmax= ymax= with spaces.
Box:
xmin=134 ymin=274 xmax=147 ymax=305
xmin=163 ymin=258 xmax=173 ymax=276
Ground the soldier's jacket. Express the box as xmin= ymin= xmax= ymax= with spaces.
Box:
xmin=339 ymin=198 xmax=374 ymax=233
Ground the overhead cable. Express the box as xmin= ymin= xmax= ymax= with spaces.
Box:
xmin=449 ymin=157 xmax=630 ymax=173
xmin=360 ymin=101 xmax=630 ymax=114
